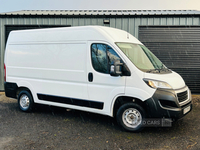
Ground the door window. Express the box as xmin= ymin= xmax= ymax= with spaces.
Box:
xmin=91 ymin=43 xmax=121 ymax=74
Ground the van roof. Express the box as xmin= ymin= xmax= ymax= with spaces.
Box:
xmin=7 ymin=26 xmax=142 ymax=45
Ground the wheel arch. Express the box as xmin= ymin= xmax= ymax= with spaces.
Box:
xmin=16 ymin=81 xmax=35 ymax=100
xmin=111 ymin=96 xmax=148 ymax=118
xmin=17 ymin=87 xmax=33 ymax=99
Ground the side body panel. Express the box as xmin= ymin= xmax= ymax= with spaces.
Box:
xmin=6 ymin=42 xmax=89 ymax=104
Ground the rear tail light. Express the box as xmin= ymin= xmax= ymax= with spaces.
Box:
xmin=4 ymin=64 xmax=6 ymax=82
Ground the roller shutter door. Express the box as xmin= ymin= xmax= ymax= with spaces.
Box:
xmin=139 ymin=26 xmax=200 ymax=93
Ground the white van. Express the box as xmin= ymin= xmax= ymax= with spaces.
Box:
xmin=4 ymin=26 xmax=192 ymax=132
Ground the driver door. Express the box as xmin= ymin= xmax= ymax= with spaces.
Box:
xmin=86 ymin=42 xmax=126 ymax=113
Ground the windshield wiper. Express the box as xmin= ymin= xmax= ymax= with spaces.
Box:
xmin=146 ymin=67 xmax=171 ymax=73
xmin=146 ymin=69 xmax=161 ymax=73
xmin=160 ymin=64 xmax=172 ymax=72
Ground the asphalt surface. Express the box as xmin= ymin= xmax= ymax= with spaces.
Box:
xmin=0 ymin=92 xmax=200 ymax=150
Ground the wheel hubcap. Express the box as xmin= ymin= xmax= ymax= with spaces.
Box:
xmin=20 ymin=94 xmax=30 ymax=109
xmin=122 ymin=108 xmax=142 ymax=128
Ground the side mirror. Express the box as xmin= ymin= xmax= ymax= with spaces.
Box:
xmin=110 ymin=61 xmax=123 ymax=76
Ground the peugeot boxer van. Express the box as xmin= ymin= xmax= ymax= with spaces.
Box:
xmin=4 ymin=26 xmax=192 ymax=132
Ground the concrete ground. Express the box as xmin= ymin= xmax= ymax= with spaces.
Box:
xmin=0 ymin=92 xmax=199 ymax=150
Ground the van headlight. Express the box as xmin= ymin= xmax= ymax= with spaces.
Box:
xmin=143 ymin=79 xmax=172 ymax=89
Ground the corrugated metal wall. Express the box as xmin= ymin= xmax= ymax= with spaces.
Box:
xmin=1 ymin=16 xmax=200 ymax=91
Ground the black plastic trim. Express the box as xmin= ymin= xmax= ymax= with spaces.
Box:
xmin=145 ymin=88 xmax=192 ymax=120
xmin=4 ymin=82 xmax=18 ymax=98
xmin=37 ymin=93 xmax=104 ymax=110
xmin=88 ymin=72 xmax=93 ymax=82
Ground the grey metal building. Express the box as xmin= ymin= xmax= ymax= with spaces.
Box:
xmin=1 ymin=10 xmax=200 ymax=93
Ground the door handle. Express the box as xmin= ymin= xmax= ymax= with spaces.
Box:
xmin=88 ymin=72 xmax=93 ymax=82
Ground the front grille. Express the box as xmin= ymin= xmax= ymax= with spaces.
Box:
xmin=177 ymin=90 xmax=188 ymax=103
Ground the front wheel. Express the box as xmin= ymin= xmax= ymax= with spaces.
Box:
xmin=116 ymin=103 xmax=145 ymax=132
xmin=18 ymin=90 xmax=34 ymax=112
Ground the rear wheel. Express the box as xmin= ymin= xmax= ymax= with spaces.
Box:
xmin=18 ymin=90 xmax=34 ymax=112
xmin=116 ymin=103 xmax=145 ymax=132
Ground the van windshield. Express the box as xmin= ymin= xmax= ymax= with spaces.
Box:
xmin=116 ymin=43 xmax=170 ymax=73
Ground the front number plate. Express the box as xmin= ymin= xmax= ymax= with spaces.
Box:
xmin=183 ymin=106 xmax=191 ymax=114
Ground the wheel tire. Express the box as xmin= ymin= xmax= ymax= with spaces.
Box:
xmin=116 ymin=103 xmax=145 ymax=132
xmin=18 ymin=90 xmax=34 ymax=112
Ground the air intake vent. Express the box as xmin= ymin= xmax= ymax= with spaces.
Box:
xmin=177 ymin=91 xmax=188 ymax=103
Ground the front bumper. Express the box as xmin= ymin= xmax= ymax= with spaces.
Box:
xmin=145 ymin=86 xmax=192 ymax=120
